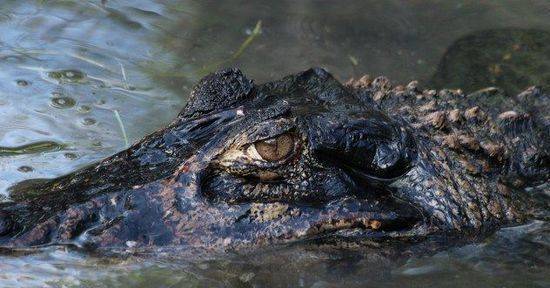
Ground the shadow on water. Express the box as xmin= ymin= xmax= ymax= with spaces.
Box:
xmin=431 ymin=28 xmax=550 ymax=96
xmin=0 ymin=0 xmax=548 ymax=287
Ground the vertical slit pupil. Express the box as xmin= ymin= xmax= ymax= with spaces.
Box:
xmin=255 ymin=134 xmax=294 ymax=161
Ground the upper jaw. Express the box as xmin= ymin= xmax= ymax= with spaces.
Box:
xmin=307 ymin=198 xmax=425 ymax=240
xmin=235 ymin=195 xmax=427 ymax=247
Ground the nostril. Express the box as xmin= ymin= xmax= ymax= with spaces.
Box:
xmin=352 ymin=142 xmax=413 ymax=180
xmin=314 ymin=126 xmax=416 ymax=181
xmin=373 ymin=144 xmax=401 ymax=170
xmin=0 ymin=211 xmax=13 ymax=236
xmin=307 ymin=111 xmax=417 ymax=180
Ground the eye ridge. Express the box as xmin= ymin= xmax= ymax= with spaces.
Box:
xmin=254 ymin=133 xmax=294 ymax=162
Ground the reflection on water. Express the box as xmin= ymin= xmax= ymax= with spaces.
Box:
xmin=0 ymin=221 xmax=547 ymax=287
xmin=0 ymin=0 xmax=548 ymax=287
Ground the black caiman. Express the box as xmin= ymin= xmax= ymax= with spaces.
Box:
xmin=0 ymin=68 xmax=547 ymax=254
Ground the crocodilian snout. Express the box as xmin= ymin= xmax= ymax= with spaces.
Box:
xmin=307 ymin=110 xmax=417 ymax=182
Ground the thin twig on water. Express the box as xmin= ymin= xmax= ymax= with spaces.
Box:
xmin=231 ymin=20 xmax=262 ymax=61
xmin=197 ymin=20 xmax=263 ymax=76
xmin=118 ymin=60 xmax=130 ymax=90
xmin=113 ymin=110 xmax=129 ymax=148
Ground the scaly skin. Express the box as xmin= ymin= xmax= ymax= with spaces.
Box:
xmin=0 ymin=68 xmax=547 ymax=254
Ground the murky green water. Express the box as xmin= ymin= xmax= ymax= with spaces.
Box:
xmin=0 ymin=1 xmax=548 ymax=287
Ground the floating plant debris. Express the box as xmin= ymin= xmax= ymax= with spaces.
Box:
xmin=0 ymin=141 xmax=66 ymax=156
xmin=50 ymin=96 xmax=76 ymax=109
xmin=47 ymin=69 xmax=87 ymax=83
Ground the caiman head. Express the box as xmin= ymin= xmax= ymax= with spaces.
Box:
xmin=0 ymin=68 xmax=546 ymax=253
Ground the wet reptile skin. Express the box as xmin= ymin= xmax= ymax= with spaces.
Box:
xmin=0 ymin=68 xmax=547 ymax=253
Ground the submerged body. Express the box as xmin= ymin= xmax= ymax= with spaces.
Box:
xmin=0 ymin=68 xmax=547 ymax=253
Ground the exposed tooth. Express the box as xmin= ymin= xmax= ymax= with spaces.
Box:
xmin=369 ymin=220 xmax=382 ymax=230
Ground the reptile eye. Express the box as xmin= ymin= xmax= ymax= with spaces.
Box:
xmin=254 ymin=133 xmax=294 ymax=162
